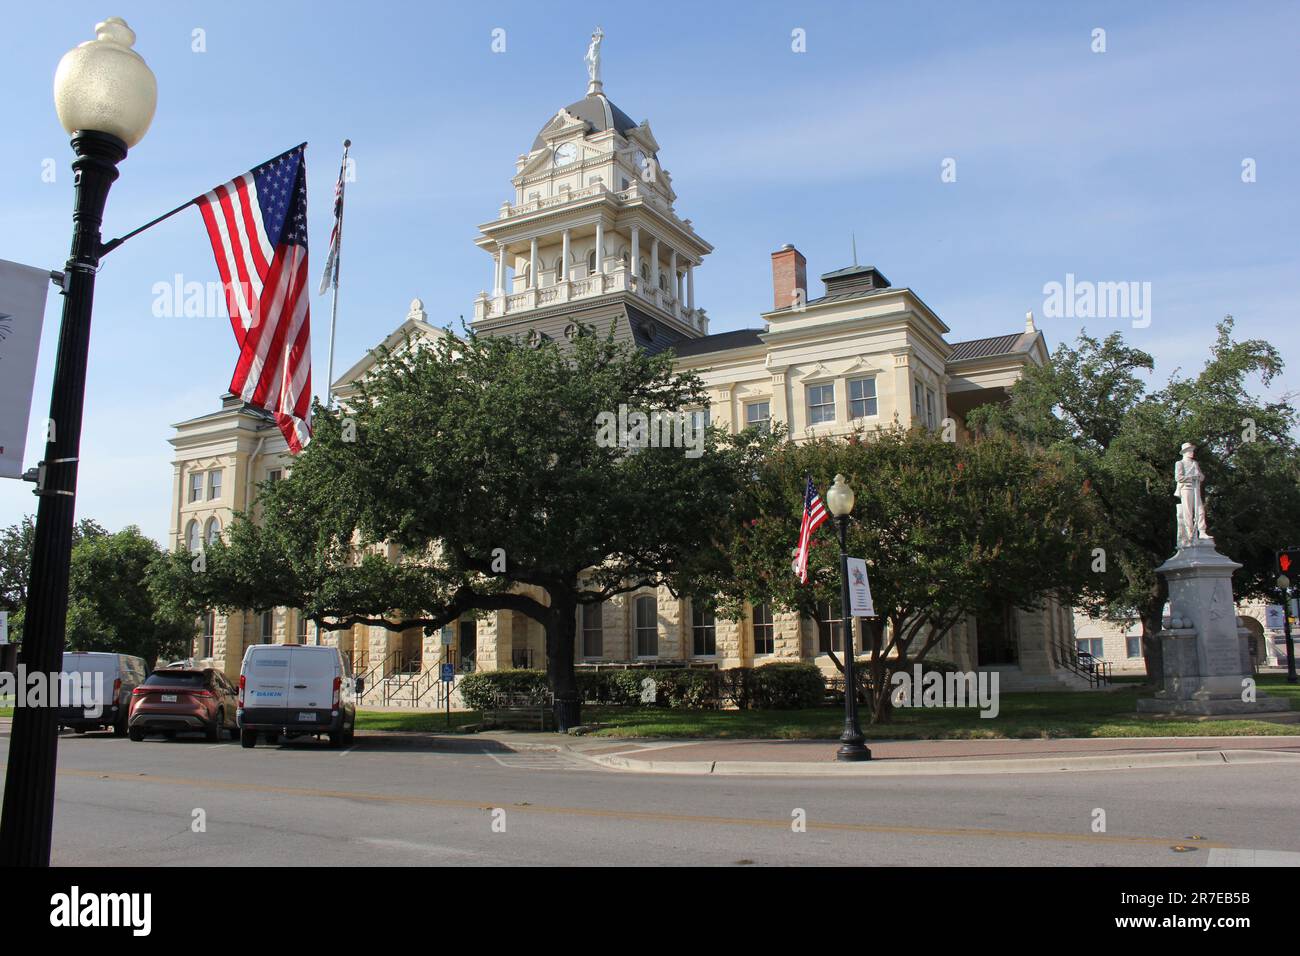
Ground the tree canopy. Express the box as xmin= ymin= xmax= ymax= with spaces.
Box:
xmin=968 ymin=319 xmax=1300 ymax=679
xmin=691 ymin=427 xmax=1105 ymax=720
xmin=152 ymin=327 xmax=747 ymax=729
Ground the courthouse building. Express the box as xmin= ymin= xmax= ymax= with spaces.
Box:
xmin=170 ymin=50 xmax=1096 ymax=700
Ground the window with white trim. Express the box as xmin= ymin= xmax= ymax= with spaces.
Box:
xmin=204 ymin=516 xmax=221 ymax=547
xmin=806 ymin=383 xmax=835 ymax=425
xmin=692 ymin=604 xmax=717 ymax=657
xmin=188 ymin=473 xmax=203 ymax=503
xmin=745 ymin=401 xmax=770 ymax=433
xmin=207 ymin=469 xmax=222 ymax=501
xmin=817 ymin=600 xmax=844 ymax=653
xmin=185 ymin=520 xmax=201 ymax=553
xmin=848 ymin=377 xmax=878 ymax=419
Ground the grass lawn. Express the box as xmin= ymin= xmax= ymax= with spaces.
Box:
xmin=355 ymin=675 xmax=1300 ymax=740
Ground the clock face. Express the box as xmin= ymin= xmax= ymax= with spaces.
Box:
xmin=554 ymin=143 xmax=578 ymax=167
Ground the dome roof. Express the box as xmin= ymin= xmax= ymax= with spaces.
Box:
xmin=532 ymin=92 xmax=640 ymax=151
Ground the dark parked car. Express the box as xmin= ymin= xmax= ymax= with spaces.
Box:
xmin=129 ymin=668 xmax=239 ymax=741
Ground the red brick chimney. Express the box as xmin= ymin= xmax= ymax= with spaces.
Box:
xmin=770 ymin=244 xmax=807 ymax=311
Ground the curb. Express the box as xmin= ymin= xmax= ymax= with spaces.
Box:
xmin=563 ymin=747 xmax=1300 ymax=777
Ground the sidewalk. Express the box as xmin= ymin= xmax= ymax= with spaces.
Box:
xmin=543 ymin=733 xmax=1300 ymax=776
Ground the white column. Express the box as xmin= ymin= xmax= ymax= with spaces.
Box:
xmin=561 ymin=228 xmax=571 ymax=282
xmin=668 ymin=250 xmax=679 ymax=318
xmin=687 ymin=263 xmax=695 ymax=311
xmin=650 ymin=236 xmax=660 ymax=290
xmin=493 ymin=247 xmax=505 ymax=297
xmin=594 ymin=221 xmax=605 ymax=275
xmin=529 ymin=237 xmax=538 ymax=288
xmin=630 ymin=225 xmax=640 ymax=285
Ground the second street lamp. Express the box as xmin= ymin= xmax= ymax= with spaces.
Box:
xmin=0 ymin=17 xmax=155 ymax=867
xmin=825 ymin=474 xmax=871 ymax=761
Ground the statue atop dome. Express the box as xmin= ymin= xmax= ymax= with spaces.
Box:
xmin=585 ymin=27 xmax=604 ymax=95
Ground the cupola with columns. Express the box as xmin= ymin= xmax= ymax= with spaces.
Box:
xmin=471 ymin=28 xmax=712 ymax=353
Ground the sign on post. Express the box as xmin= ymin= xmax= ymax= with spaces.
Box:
xmin=439 ymin=662 xmax=455 ymax=682
xmin=1266 ymin=605 xmax=1285 ymax=630
xmin=846 ymin=557 xmax=875 ymax=618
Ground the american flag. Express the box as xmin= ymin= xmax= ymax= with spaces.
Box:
xmin=195 ymin=144 xmax=313 ymax=453
xmin=793 ymin=475 xmax=828 ymax=583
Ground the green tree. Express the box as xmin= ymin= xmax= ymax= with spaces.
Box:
xmin=968 ymin=319 xmax=1300 ymax=681
xmin=65 ymin=526 xmax=194 ymax=667
xmin=693 ymin=428 xmax=1104 ymax=722
xmin=152 ymin=328 xmax=743 ymax=729
xmin=0 ymin=516 xmax=109 ymax=646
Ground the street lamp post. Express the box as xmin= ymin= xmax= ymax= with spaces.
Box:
xmin=825 ymin=474 xmax=871 ymax=762
xmin=0 ymin=18 xmax=154 ymax=867
xmin=1278 ymin=574 xmax=1297 ymax=685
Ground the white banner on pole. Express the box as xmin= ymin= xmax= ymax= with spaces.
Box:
xmin=1266 ymin=604 xmax=1285 ymax=630
xmin=846 ymin=557 xmax=875 ymax=617
xmin=0 ymin=259 xmax=52 ymax=479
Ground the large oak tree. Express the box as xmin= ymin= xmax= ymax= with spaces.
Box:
xmin=152 ymin=327 xmax=745 ymax=729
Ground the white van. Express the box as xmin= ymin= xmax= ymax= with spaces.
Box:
xmin=57 ymin=652 xmax=148 ymax=736
xmin=237 ymin=644 xmax=359 ymax=748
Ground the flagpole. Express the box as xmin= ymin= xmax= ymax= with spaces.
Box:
xmin=325 ymin=139 xmax=350 ymax=409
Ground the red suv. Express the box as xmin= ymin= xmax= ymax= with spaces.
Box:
xmin=129 ymin=668 xmax=240 ymax=741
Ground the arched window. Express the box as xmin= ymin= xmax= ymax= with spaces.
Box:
xmin=204 ymin=516 xmax=221 ymax=546
xmin=658 ymin=272 xmax=668 ymax=291
xmin=522 ymin=263 xmax=531 ymax=288
xmin=587 ymin=249 xmax=597 ymax=275
xmin=185 ymin=519 xmax=201 ymax=552
xmin=640 ymin=262 xmax=649 ymax=281
xmin=554 ymin=257 xmax=565 ymax=282
xmin=620 ymin=249 xmax=630 ymax=270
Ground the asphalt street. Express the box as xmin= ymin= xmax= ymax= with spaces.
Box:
xmin=3 ymin=730 xmax=1297 ymax=867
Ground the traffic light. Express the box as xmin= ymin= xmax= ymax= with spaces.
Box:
xmin=1279 ymin=547 xmax=1300 ymax=577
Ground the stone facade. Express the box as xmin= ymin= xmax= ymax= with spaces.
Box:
xmin=167 ymin=63 xmax=1090 ymax=699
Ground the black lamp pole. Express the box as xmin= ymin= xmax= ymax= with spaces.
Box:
xmin=0 ymin=130 xmax=128 ymax=867
xmin=835 ymin=513 xmax=871 ymax=761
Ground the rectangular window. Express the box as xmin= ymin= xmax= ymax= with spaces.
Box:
xmin=582 ymin=602 xmax=604 ymax=658
xmin=260 ymin=611 xmax=274 ymax=643
xmin=752 ymin=604 xmax=774 ymax=656
xmin=689 ymin=408 xmax=710 ymax=433
xmin=806 ymin=383 xmax=835 ymax=425
xmin=692 ymin=605 xmax=717 ymax=657
xmin=188 ymin=472 xmax=203 ymax=503
xmin=1076 ymin=638 xmax=1104 ymax=659
xmin=914 ymin=383 xmax=924 ymax=419
xmin=1125 ymin=635 xmax=1143 ymax=658
xmin=201 ymin=611 xmax=215 ymax=659
xmin=848 ymin=377 xmax=878 ymax=419
xmin=296 ymin=612 xmax=309 ymax=644
xmin=267 ymin=468 xmax=283 ymax=483
xmin=635 ymin=596 xmax=658 ymax=657
xmin=926 ymin=388 xmax=936 ymax=428
xmin=459 ymin=619 xmax=478 ymax=672
xmin=745 ymin=401 xmax=771 ymax=433
xmin=817 ymin=600 xmax=843 ymax=654
xmin=208 ymin=469 xmax=223 ymax=500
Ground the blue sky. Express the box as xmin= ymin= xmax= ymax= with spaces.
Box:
xmin=2 ymin=0 xmax=1297 ymax=544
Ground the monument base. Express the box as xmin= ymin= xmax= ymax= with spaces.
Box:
xmin=1135 ymin=696 xmax=1292 ymax=716
xmin=1135 ymin=538 xmax=1295 ymax=719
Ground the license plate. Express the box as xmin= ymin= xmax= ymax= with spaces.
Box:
xmin=161 ymin=694 xmax=177 ymax=703
xmin=297 ymin=711 xmax=316 ymax=721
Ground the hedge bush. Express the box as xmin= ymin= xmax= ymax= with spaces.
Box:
xmin=457 ymin=669 xmax=549 ymax=710
xmin=460 ymin=662 xmax=827 ymax=712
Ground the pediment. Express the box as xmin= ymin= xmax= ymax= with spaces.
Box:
xmin=536 ymin=108 xmax=589 ymax=146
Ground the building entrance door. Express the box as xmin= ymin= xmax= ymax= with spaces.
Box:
xmin=976 ymin=603 xmax=1019 ymax=666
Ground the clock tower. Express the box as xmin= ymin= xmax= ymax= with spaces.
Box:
xmin=471 ymin=31 xmax=712 ymax=353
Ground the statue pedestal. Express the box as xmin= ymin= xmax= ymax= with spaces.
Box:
xmin=1137 ymin=539 xmax=1291 ymax=716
